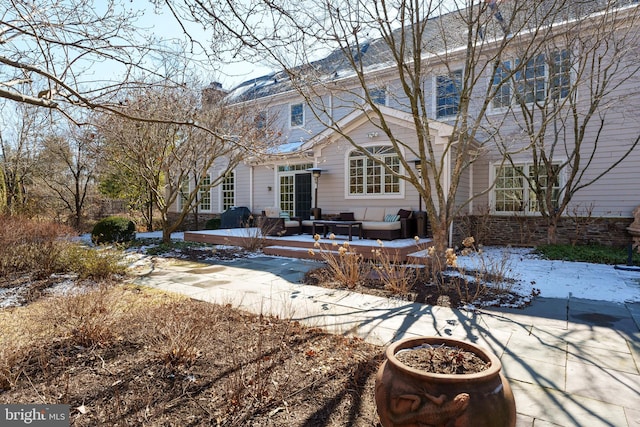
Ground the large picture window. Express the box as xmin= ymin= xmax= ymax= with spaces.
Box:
xmin=436 ymin=69 xmax=462 ymax=118
xmin=348 ymin=146 xmax=400 ymax=196
xmin=493 ymin=164 xmax=560 ymax=213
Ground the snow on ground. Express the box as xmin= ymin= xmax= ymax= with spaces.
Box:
xmin=456 ymin=246 xmax=640 ymax=304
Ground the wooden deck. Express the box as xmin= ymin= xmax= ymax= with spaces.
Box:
xmin=183 ymin=228 xmax=433 ymax=262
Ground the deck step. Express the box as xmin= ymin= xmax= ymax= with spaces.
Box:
xmin=263 ymin=245 xmax=339 ymax=260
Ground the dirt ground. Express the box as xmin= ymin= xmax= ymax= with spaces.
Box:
xmin=1 ymin=279 xmax=383 ymax=426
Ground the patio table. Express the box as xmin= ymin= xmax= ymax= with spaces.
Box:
xmin=312 ymin=220 xmax=362 ymax=241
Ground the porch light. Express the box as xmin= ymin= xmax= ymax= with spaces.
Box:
xmin=308 ymin=167 xmax=323 ymax=179
xmin=307 ymin=168 xmax=325 ymax=215
xmin=412 ymin=159 xmax=423 ymax=212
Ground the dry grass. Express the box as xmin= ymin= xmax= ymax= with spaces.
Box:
xmin=0 ymin=284 xmax=382 ymax=426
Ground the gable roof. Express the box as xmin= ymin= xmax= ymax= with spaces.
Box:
xmin=301 ymin=105 xmax=454 ymax=151
xmin=225 ymin=0 xmax=637 ymax=104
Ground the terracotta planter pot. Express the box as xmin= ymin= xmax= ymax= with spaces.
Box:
xmin=375 ymin=336 xmax=516 ymax=427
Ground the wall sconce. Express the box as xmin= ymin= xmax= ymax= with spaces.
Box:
xmin=268 ymin=186 xmax=272 ymax=192
xmin=367 ymin=132 xmax=379 ymax=138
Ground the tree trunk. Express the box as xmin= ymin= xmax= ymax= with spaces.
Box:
xmin=547 ymin=217 xmax=558 ymax=245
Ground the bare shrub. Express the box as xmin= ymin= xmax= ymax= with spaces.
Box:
xmin=49 ymin=285 xmax=126 ymax=348
xmin=146 ymin=301 xmax=214 ymax=368
xmin=309 ymin=233 xmax=368 ymax=288
xmin=370 ymin=241 xmax=417 ymax=296
xmin=453 ymin=238 xmax=517 ymax=305
xmin=0 ymin=215 xmax=75 ymax=277
xmin=567 ymin=203 xmax=596 ymax=246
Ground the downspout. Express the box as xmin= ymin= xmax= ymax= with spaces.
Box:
xmin=445 ymin=148 xmax=453 ymax=248
xmin=249 ymin=164 xmax=254 ymax=212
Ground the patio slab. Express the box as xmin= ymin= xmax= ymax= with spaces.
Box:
xmin=132 ymin=254 xmax=640 ymax=426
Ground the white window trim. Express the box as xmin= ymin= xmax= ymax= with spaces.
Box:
xmin=489 ymin=161 xmax=564 ymax=215
xmin=177 ymin=178 xmax=190 ymax=211
xmin=433 ymin=68 xmax=463 ymax=119
xmin=219 ymin=171 xmax=236 ymax=212
xmin=344 ymin=143 xmax=405 ymax=200
xmin=488 ymin=49 xmax=573 ymax=114
xmin=289 ymin=102 xmax=305 ymax=128
xmin=198 ymin=173 xmax=212 ymax=212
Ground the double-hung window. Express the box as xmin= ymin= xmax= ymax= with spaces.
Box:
xmin=221 ymin=171 xmax=235 ymax=211
xmin=369 ymin=87 xmax=388 ymax=106
xmin=492 ymin=49 xmax=571 ymax=109
xmin=290 ymin=103 xmax=304 ymax=127
xmin=493 ymin=163 xmax=560 ymax=214
xmin=348 ymin=146 xmax=400 ymax=196
xmin=198 ymin=174 xmax=211 ymax=211
xmin=492 ymin=61 xmax=512 ymax=109
xmin=515 ymin=53 xmax=546 ymax=104
xmin=436 ymin=70 xmax=463 ymax=118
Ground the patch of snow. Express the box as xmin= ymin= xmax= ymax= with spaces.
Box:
xmin=457 ymin=246 xmax=640 ymax=304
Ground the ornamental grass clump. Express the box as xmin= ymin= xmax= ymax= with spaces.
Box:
xmin=308 ymin=233 xmax=367 ymax=288
xmin=370 ymin=240 xmax=417 ymax=297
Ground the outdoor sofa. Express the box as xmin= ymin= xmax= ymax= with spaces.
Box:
xmin=301 ymin=207 xmax=416 ymax=240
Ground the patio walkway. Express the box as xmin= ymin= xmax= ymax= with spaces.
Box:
xmin=184 ymin=227 xmax=433 ymax=262
xmin=131 ymin=254 xmax=640 ymax=427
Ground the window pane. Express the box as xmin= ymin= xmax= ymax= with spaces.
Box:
xmin=370 ymin=88 xmax=387 ymax=105
xmin=436 ymin=70 xmax=462 ymax=118
xmin=551 ymin=49 xmax=571 ymax=100
xmin=494 ymin=166 xmax=524 ymax=212
xmin=290 ymin=103 xmax=304 ymax=127
xmin=222 ymin=171 xmax=235 ymax=211
xmin=515 ymin=54 xmax=545 ymax=104
xmin=199 ymin=175 xmax=211 ymax=211
xmin=528 ymin=164 xmax=560 ymax=212
xmin=492 ymin=61 xmax=511 ymax=109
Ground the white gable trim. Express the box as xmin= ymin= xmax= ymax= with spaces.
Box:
xmin=300 ymin=105 xmax=454 ymax=151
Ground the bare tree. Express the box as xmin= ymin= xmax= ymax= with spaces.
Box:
xmin=0 ymin=0 xmax=185 ymax=115
xmin=97 ymin=83 xmax=270 ymax=243
xmin=167 ymin=0 xmax=611 ymax=255
xmin=37 ymin=122 xmax=99 ymax=228
xmin=0 ymin=102 xmax=47 ymax=214
xmin=491 ymin=2 xmax=640 ymax=243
